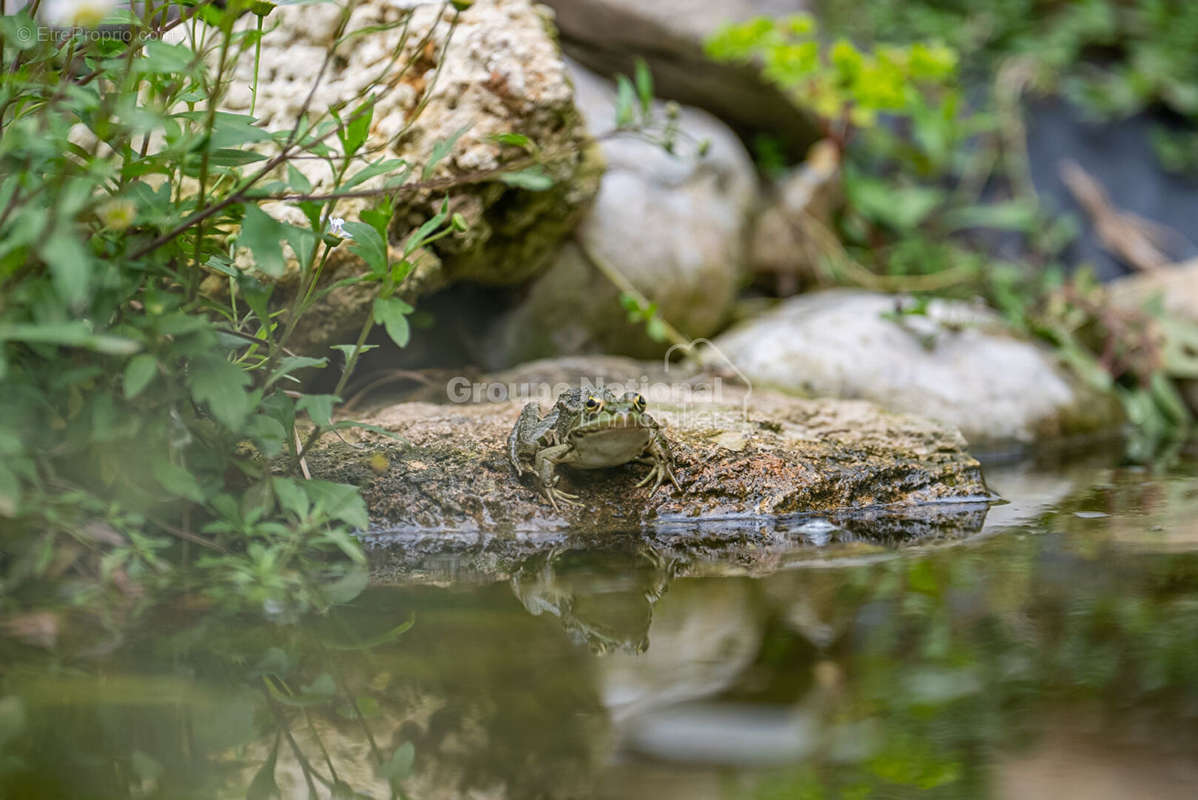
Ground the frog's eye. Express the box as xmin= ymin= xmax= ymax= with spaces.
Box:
xmin=629 ymin=393 xmax=646 ymax=412
xmin=584 ymin=395 xmax=603 ymax=414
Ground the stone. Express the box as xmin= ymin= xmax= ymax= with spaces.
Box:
xmin=707 ymin=290 xmax=1124 ymax=451
xmin=209 ymin=0 xmax=602 ymax=351
xmin=482 ymin=60 xmax=758 ymax=365
xmin=540 ymin=0 xmax=818 ymax=150
xmin=306 ymin=356 xmax=990 ymax=535
xmin=1107 ymin=258 xmax=1198 ymax=321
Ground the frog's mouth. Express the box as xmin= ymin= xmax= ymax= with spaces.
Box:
xmin=574 ymin=410 xmax=646 ymax=435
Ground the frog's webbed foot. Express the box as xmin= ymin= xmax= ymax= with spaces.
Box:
xmin=543 ymin=484 xmax=583 ymax=511
xmin=635 ymin=436 xmax=683 ymax=496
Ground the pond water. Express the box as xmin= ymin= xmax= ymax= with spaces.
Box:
xmin=3 ymin=445 xmax=1198 ymax=799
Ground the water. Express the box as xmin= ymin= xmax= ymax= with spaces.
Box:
xmin=3 ymin=448 xmax=1198 ymax=799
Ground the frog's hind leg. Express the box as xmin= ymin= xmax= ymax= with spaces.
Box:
xmin=508 ymin=402 xmax=544 ymax=477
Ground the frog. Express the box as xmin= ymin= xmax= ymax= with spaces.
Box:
xmin=507 ymin=387 xmax=683 ymax=511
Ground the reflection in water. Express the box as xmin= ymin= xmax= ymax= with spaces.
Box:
xmin=2 ymin=456 xmax=1198 ymax=798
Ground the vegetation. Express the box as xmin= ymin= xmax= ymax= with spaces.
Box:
xmin=0 ymin=0 xmax=511 ymax=615
xmin=707 ymin=12 xmax=1198 ymax=456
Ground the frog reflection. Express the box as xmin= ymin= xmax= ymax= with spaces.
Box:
xmin=509 ymin=546 xmax=676 ymax=654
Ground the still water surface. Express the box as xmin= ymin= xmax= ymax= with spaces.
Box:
xmin=3 ymin=448 xmax=1198 ymax=799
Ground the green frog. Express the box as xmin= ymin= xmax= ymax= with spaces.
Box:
xmin=507 ymin=388 xmax=683 ymax=511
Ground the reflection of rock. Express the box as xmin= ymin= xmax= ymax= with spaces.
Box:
xmin=600 ymin=579 xmax=762 ymax=724
xmin=762 ymin=569 xmax=856 ymax=650
xmin=484 ymin=60 xmax=757 ymax=364
xmin=709 ymin=290 xmax=1124 ymax=451
xmin=510 ymin=547 xmax=674 ymax=654
xmin=323 ymin=355 xmax=989 ymax=534
xmin=540 ymin=0 xmax=818 ymax=149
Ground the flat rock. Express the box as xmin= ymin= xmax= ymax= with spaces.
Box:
xmin=708 ymin=290 xmax=1124 ymax=451
xmin=313 ymin=357 xmax=990 ymax=537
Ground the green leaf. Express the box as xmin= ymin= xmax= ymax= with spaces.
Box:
xmin=497 ymin=166 xmax=554 ymax=191
xmin=373 ymin=297 xmax=413 ymax=348
xmin=282 ymin=224 xmax=317 ymax=271
xmin=272 ymin=477 xmax=310 ymax=519
xmin=286 ymin=163 xmax=312 ymax=194
xmin=634 ymin=58 xmax=654 ymax=114
xmin=40 ymin=230 xmax=92 ymax=309
xmin=296 ymin=394 xmax=338 ymax=428
xmin=402 ymin=197 xmax=450 ymax=257
xmin=178 ymin=111 xmax=274 ymax=149
xmin=137 ymin=40 xmax=199 ymax=74
xmin=342 ymin=158 xmax=408 ymax=191
xmin=0 ymin=323 xmax=139 ymax=355
xmin=378 ymin=742 xmax=415 ymax=783
xmin=422 ymin=124 xmax=471 ymax=180
xmin=154 ymin=459 xmax=206 ymax=503
xmin=344 ymin=222 xmax=388 ymax=275
xmin=123 ymin=354 xmax=158 ymax=399
xmin=942 ymin=201 xmax=1038 ymax=232
xmin=847 ymin=176 xmax=944 ymax=232
xmin=267 ymin=355 xmax=328 ymax=388
xmin=331 ymin=344 xmax=379 ymax=360
xmin=489 ymin=132 xmax=534 ymax=151
xmin=245 ymin=415 xmax=288 ymax=457
xmin=338 ymin=98 xmax=374 ymax=157
xmin=615 ymin=75 xmax=637 ymax=126
xmin=206 ymin=149 xmax=268 ymax=167
xmin=303 ymin=480 xmax=369 ymax=530
xmin=0 ymin=13 xmax=37 ymax=52
xmin=239 ymin=204 xmax=287 ymax=277
xmin=188 ymin=358 xmax=252 ymax=431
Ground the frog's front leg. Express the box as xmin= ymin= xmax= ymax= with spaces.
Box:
xmin=533 ymin=443 xmax=581 ymax=511
xmin=508 ymin=402 xmax=544 ymax=477
xmin=634 ymin=432 xmax=683 ymax=495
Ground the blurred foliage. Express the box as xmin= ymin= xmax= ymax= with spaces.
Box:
xmin=818 ymin=0 xmax=1198 ymax=174
xmin=708 ymin=13 xmax=1198 ymax=455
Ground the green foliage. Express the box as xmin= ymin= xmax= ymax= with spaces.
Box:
xmin=707 ymin=14 xmax=958 ymax=140
xmin=818 ymin=0 xmax=1198 ymax=174
xmin=0 ymin=1 xmax=503 ymax=614
xmin=709 ymin=11 xmax=1197 ymax=454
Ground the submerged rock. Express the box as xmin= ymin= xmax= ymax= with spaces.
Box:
xmin=483 ymin=60 xmax=758 ymax=365
xmin=311 ymin=356 xmax=989 ymax=536
xmin=708 ymin=290 xmax=1124 ymax=451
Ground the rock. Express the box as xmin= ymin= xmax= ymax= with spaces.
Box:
xmin=212 ymin=0 xmax=601 ymax=351
xmin=1107 ymin=259 xmax=1198 ymax=411
xmin=1107 ymin=258 xmax=1198 ymax=321
xmin=707 ymin=290 xmax=1124 ymax=451
xmin=541 ymin=0 xmax=818 ymax=150
xmin=308 ymin=356 xmax=990 ymax=535
xmin=748 ymin=139 xmax=842 ymax=295
xmin=482 ymin=60 xmax=758 ymax=365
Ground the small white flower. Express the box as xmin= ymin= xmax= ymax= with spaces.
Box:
xmin=45 ymin=0 xmax=117 ymax=28
xmin=328 ymin=217 xmax=350 ymax=238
